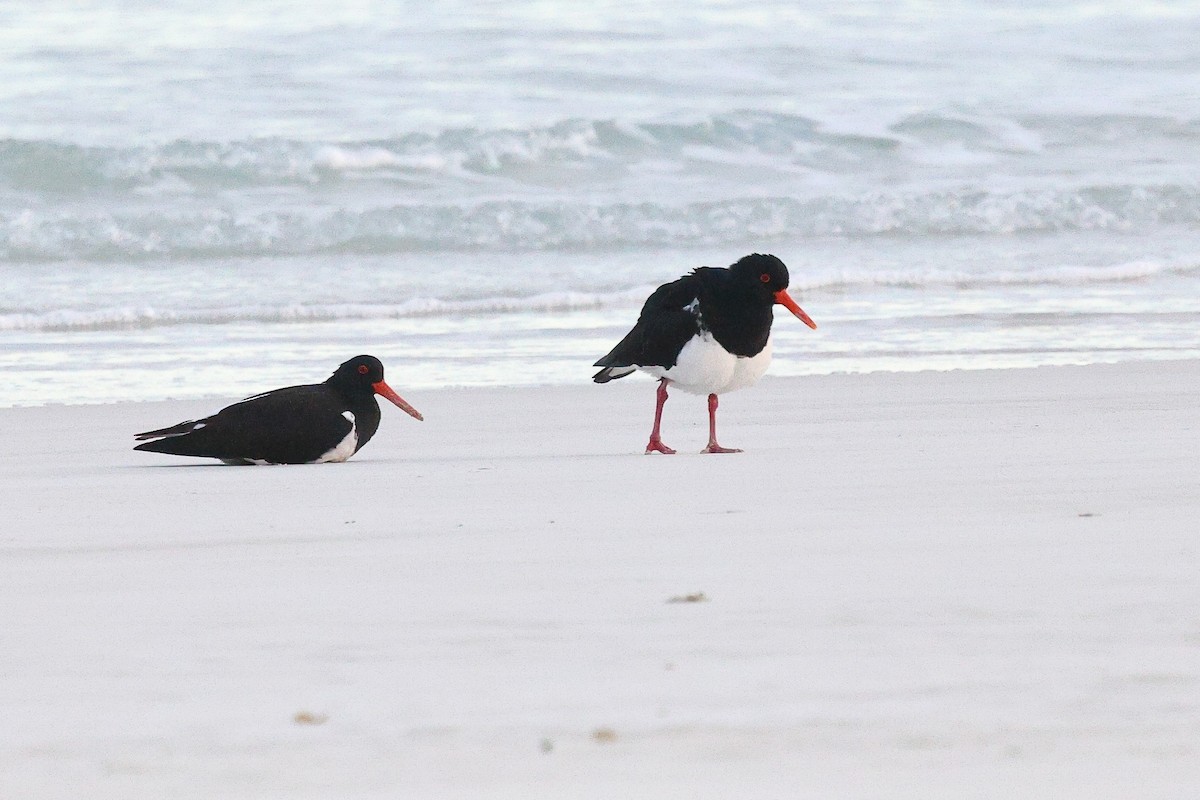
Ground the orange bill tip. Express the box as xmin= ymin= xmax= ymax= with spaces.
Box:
xmin=372 ymin=381 xmax=424 ymax=421
xmin=773 ymin=289 xmax=818 ymax=329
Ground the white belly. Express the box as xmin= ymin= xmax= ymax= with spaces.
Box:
xmin=314 ymin=412 xmax=359 ymax=463
xmin=642 ymin=334 xmax=772 ymax=395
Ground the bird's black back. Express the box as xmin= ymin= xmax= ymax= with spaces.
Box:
xmin=594 ymin=273 xmax=704 ymax=372
xmin=134 ymin=383 xmax=381 ymax=464
xmin=594 ymin=264 xmax=778 ymax=376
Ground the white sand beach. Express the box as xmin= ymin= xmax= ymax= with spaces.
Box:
xmin=2 ymin=360 xmax=1199 ymax=798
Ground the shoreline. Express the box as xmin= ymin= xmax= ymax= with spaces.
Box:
xmin=7 ymin=352 xmax=1200 ymax=410
xmin=3 ymin=359 xmax=1199 ymax=797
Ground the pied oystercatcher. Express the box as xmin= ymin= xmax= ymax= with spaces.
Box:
xmin=593 ymin=253 xmax=817 ymax=453
xmin=133 ymin=355 xmax=423 ymax=464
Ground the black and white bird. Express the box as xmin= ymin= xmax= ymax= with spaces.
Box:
xmin=593 ymin=253 xmax=816 ymax=454
xmin=133 ymin=355 xmax=423 ymax=465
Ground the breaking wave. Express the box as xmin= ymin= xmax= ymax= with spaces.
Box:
xmin=0 ymin=290 xmax=654 ymax=332
xmin=0 ymin=113 xmax=911 ymax=191
xmin=4 ymin=184 xmax=1200 ymax=262
xmin=4 ymin=112 xmax=1198 ymax=192
xmin=4 ymin=258 xmax=1195 ymax=332
xmin=4 ymin=111 xmax=1198 ymax=261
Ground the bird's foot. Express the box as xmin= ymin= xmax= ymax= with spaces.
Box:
xmin=645 ymin=438 xmax=677 ymax=455
xmin=701 ymin=443 xmax=742 ymax=454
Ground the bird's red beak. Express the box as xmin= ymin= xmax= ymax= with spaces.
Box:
xmin=773 ymin=289 xmax=818 ymax=329
xmin=373 ymin=381 xmax=424 ymax=421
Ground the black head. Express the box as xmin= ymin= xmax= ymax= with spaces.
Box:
xmin=729 ymin=253 xmax=790 ymax=296
xmin=328 ymin=355 xmax=423 ymax=420
xmin=729 ymin=253 xmax=817 ymax=329
xmin=331 ymin=354 xmax=386 ymax=389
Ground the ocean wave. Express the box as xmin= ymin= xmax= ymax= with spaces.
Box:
xmin=3 ymin=184 xmax=1200 ymax=261
xmin=4 ymin=259 xmax=1195 ymax=332
xmin=791 ymin=259 xmax=1200 ymax=292
xmin=3 ymin=111 xmax=1198 ymax=194
xmin=0 ymin=115 xmax=875 ymax=192
xmin=0 ymin=290 xmax=655 ymax=332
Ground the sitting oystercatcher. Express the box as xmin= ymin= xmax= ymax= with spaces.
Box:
xmin=133 ymin=355 xmax=423 ymax=464
xmin=593 ymin=253 xmax=817 ymax=454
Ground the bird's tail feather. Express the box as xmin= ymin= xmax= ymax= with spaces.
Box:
xmin=593 ymin=365 xmax=637 ymax=383
xmin=134 ymin=420 xmax=204 ymax=440
xmin=133 ymin=436 xmax=211 ymax=456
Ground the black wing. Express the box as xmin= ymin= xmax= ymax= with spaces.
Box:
xmin=593 ymin=273 xmax=704 ymax=381
xmin=134 ymin=419 xmax=205 ymax=441
xmin=133 ymin=385 xmax=353 ymax=464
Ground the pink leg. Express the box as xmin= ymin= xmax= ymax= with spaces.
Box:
xmin=702 ymin=393 xmax=742 ymax=454
xmin=645 ymin=379 xmax=676 ymax=454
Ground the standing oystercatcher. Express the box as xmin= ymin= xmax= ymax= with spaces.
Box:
xmin=133 ymin=355 xmax=423 ymax=464
xmin=593 ymin=253 xmax=817 ymax=454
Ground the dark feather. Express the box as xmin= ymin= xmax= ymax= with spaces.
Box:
xmin=593 ymin=273 xmax=705 ymax=378
xmin=133 ymin=385 xmax=359 ymax=464
xmin=134 ymin=420 xmax=203 ymax=441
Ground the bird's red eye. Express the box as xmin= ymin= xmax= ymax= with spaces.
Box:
xmin=357 ymin=365 xmax=369 ymax=375
xmin=760 ymin=273 xmax=771 ymax=283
